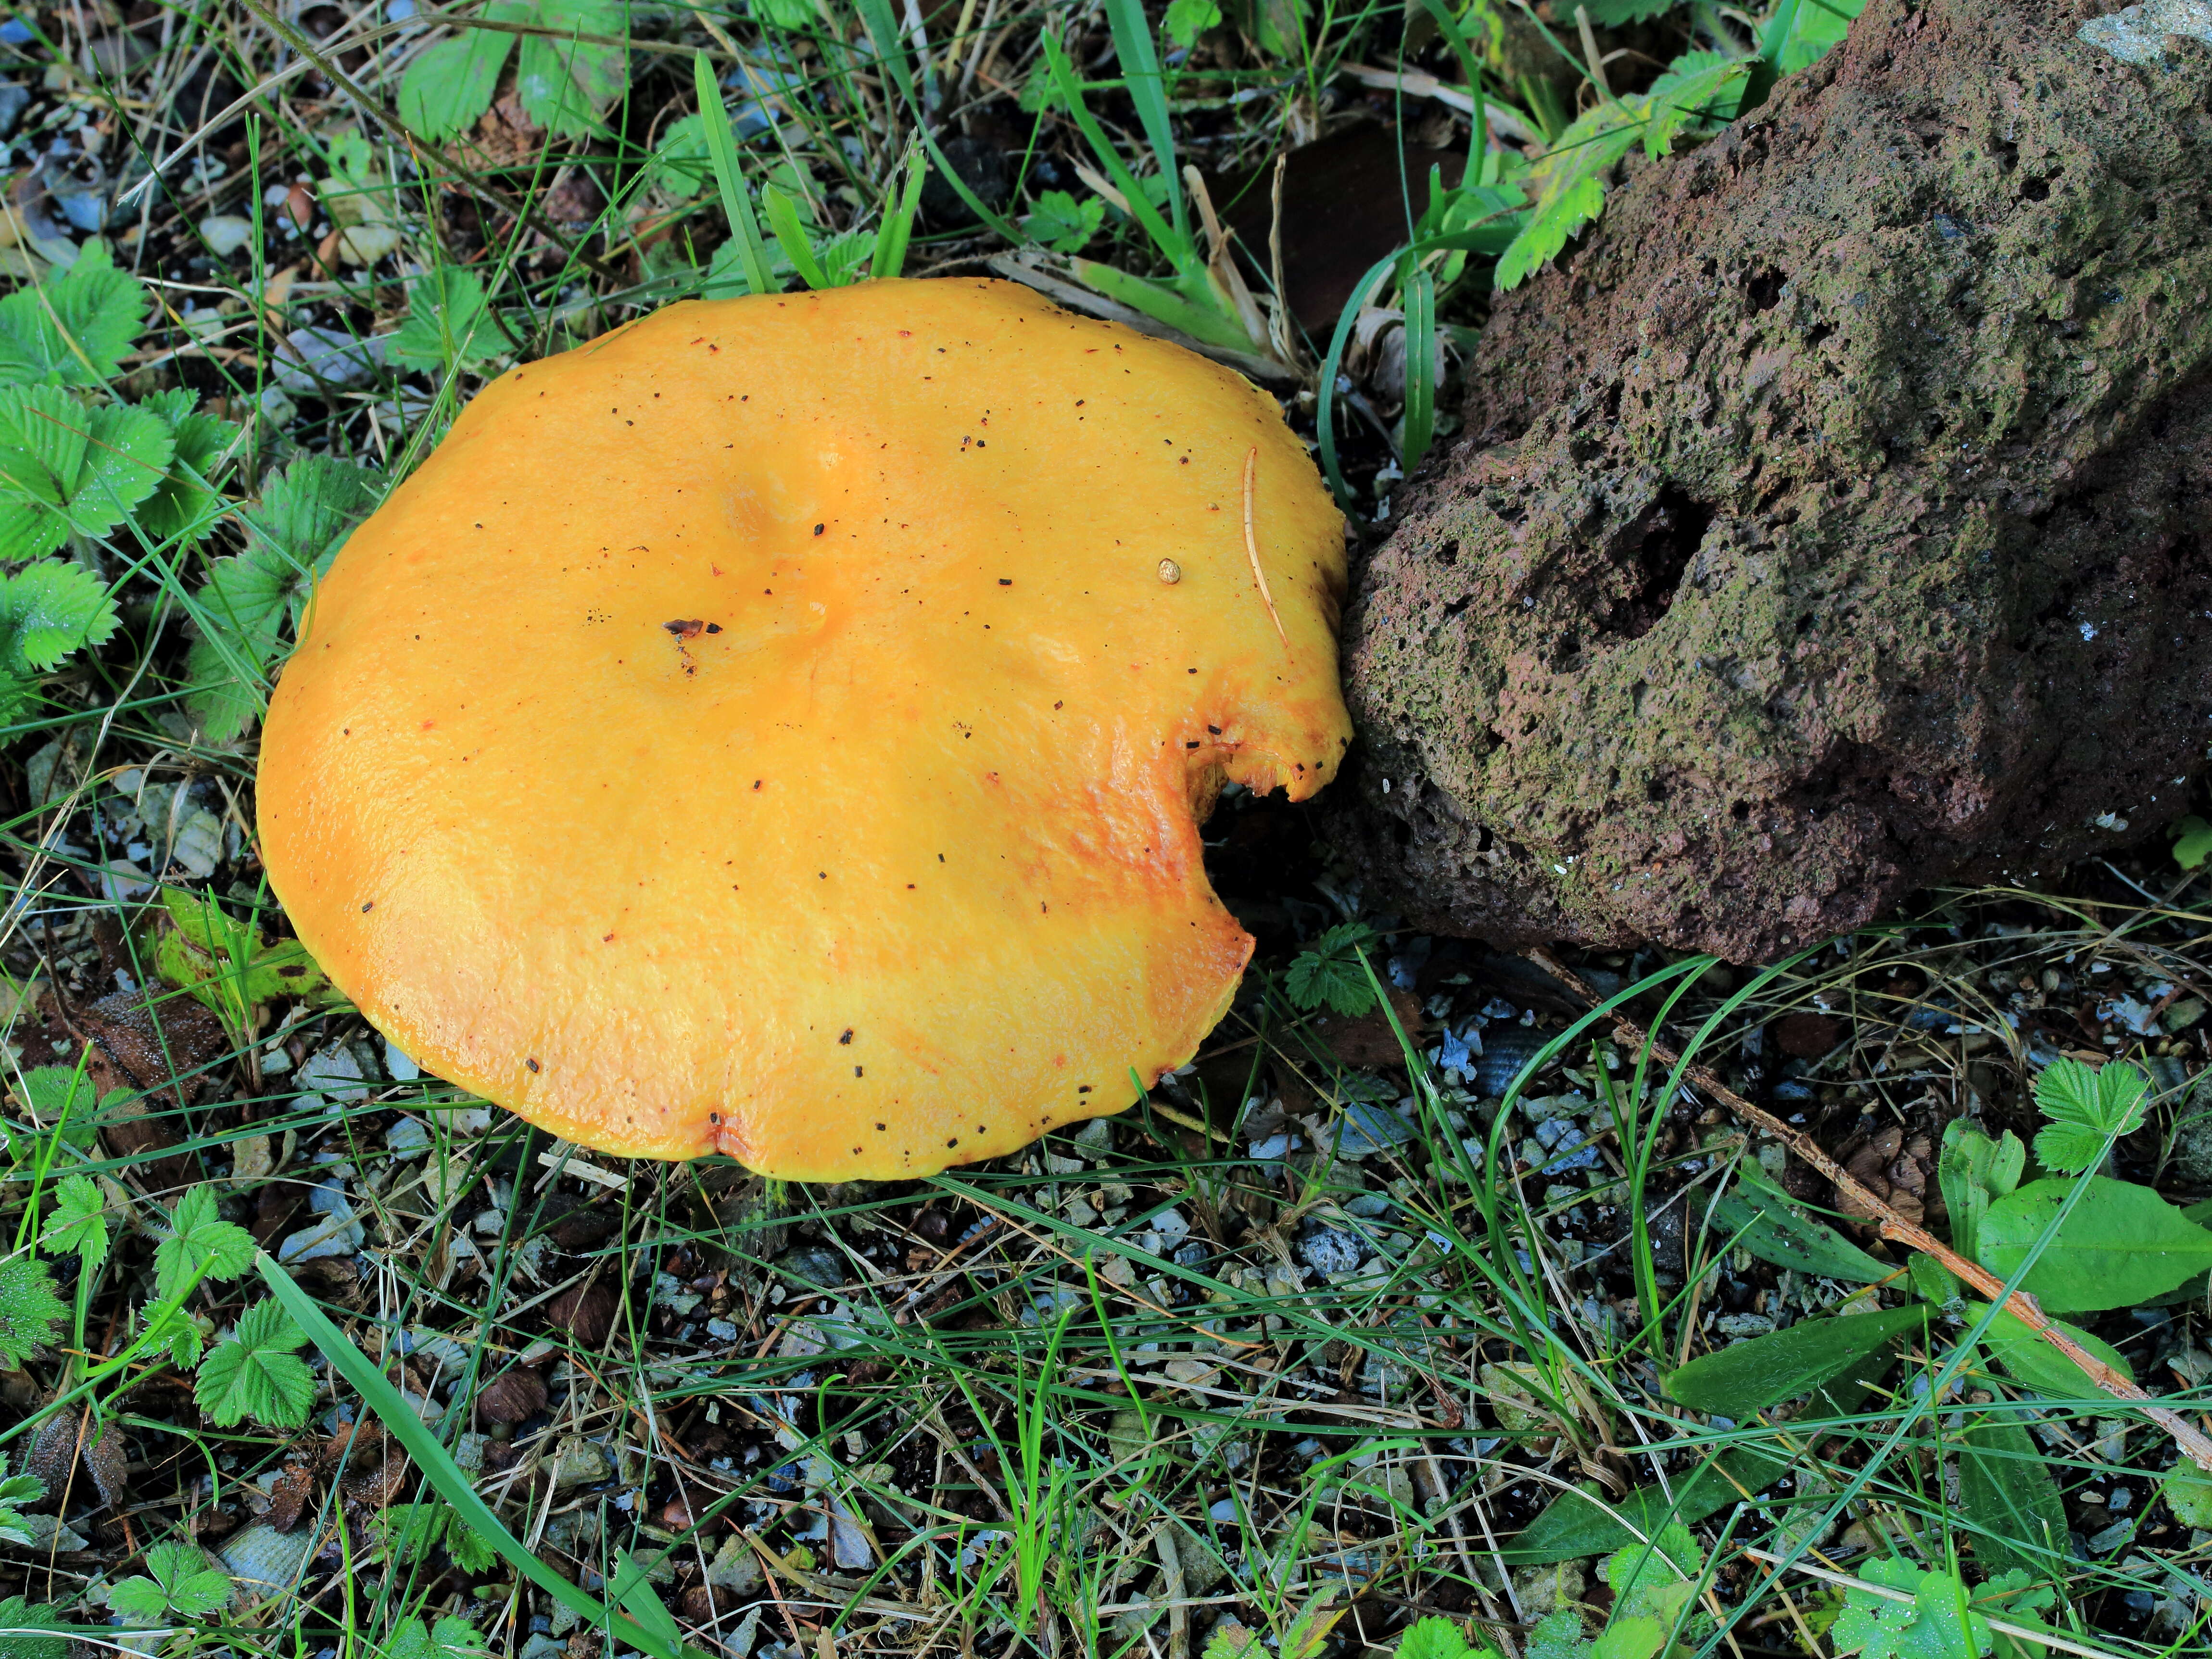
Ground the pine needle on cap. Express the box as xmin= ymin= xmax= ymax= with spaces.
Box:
xmin=1242 ymin=447 xmax=1290 ymax=649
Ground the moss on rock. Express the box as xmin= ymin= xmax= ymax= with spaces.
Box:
xmin=1327 ymin=0 xmax=2212 ymax=961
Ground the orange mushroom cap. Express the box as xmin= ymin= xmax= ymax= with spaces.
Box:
xmin=257 ymin=279 xmax=1351 ymax=1180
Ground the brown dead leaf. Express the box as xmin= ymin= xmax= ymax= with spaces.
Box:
xmin=22 ymin=1410 xmax=127 ymax=1510
xmin=24 ymin=1409 xmax=81 ymax=1492
xmin=455 ymin=90 xmax=544 ymax=171
xmin=1212 ymin=128 xmax=1466 ymax=331
xmin=1772 ymin=1012 xmax=1845 ymax=1058
xmin=267 ymin=1459 xmax=315 ymax=1532
xmin=1322 ymin=986 xmax=1428 ymax=1069
xmin=474 ymin=1368 xmax=547 ymax=1426
xmin=82 ymin=1419 xmax=128 ymax=1509
xmin=60 ymin=986 xmax=226 ymax=1105
xmin=342 ymin=1453 xmax=409 ymax=1508
xmin=544 ymin=1281 xmax=617 ymax=1347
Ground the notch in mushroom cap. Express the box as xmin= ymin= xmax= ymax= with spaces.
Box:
xmin=256 ymin=279 xmax=1352 ymax=1181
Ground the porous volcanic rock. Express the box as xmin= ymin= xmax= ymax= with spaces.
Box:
xmin=1325 ymin=0 xmax=2212 ymax=962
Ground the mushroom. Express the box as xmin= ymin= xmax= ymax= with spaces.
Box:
xmin=257 ymin=279 xmax=1352 ymax=1180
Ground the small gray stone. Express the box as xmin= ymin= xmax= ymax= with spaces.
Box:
xmin=549 ymin=1434 xmax=614 ymax=1491
xmin=0 ymin=83 xmax=27 ymax=136
xmin=219 ymin=1522 xmax=315 ymax=1599
xmin=199 ymin=214 xmax=253 ymax=257
xmin=1716 ymin=1313 xmax=1776 ymax=1339
xmin=2171 ymin=1074 xmax=2212 ymax=1189
xmin=1333 ymin=1100 xmax=1415 ymax=1157
xmin=276 ymin=325 xmax=387 ymax=393
xmin=772 ymin=1243 xmax=844 ymax=1290
xmin=298 ymin=1045 xmax=370 ymax=1103
xmin=829 ymin=1500 xmax=873 ymax=1569
xmin=1298 ymin=1224 xmax=1365 ymax=1276
xmin=2079 ymin=0 xmax=2212 ymax=64
xmin=706 ymin=1530 xmax=764 ymax=1595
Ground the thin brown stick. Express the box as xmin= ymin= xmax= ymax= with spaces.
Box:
xmin=1241 ymin=447 xmax=1290 ymax=648
xmin=1527 ymin=948 xmax=2212 ymax=1475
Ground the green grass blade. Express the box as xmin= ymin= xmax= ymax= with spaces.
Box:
xmin=1316 ymin=253 xmax=1397 ymax=509
xmin=1401 ymin=267 xmax=1435 ymax=473
xmin=693 ymin=51 xmax=773 ymax=297
xmin=1039 ymin=33 xmax=1197 ymax=276
xmin=1101 ymin=0 xmax=1189 ymax=250
xmin=760 ymin=185 xmax=829 ymax=289
xmin=254 ymin=1253 xmax=684 ymax=1659
xmin=1418 ymin=0 xmax=1492 ymax=177
xmin=855 ymin=0 xmax=914 ymax=107
xmin=872 ymin=145 xmax=926 ymax=279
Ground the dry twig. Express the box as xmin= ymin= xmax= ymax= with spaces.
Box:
xmin=1527 ymin=948 xmax=2212 ymax=1475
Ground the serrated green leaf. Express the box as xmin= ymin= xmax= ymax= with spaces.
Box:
xmin=238 ymin=452 xmax=382 ymax=575
xmin=1496 ymin=58 xmax=1746 ymax=291
xmin=40 ymin=1176 xmax=107 ymax=1273
xmin=103 ymin=1577 xmax=171 ymax=1623
xmin=137 ymin=393 xmax=240 ymax=547
xmin=1641 ymin=57 xmax=1750 ymax=158
xmin=0 ymin=387 xmax=173 ymax=556
xmin=2029 ymin=1056 xmax=2147 ymax=1174
xmin=148 ymin=1541 xmax=230 ymax=1617
xmin=1527 ymin=1608 xmax=1592 ymax=1659
xmin=1770 ymin=0 xmax=1869 ymax=73
xmin=646 ymin=112 xmax=713 ymax=199
xmin=445 ymin=1509 xmax=499 ymax=1573
xmin=1165 ymin=0 xmax=1224 ymax=47
xmin=149 ymin=1302 xmax=203 ymax=1368
xmin=1203 ymin=1622 xmax=1266 ymax=1659
xmin=1395 ymin=1617 xmax=1492 ymax=1659
xmin=0 ymin=558 xmax=119 ymax=675
xmin=185 ymin=454 xmax=378 ymax=740
xmin=1496 ymin=172 xmax=1608 ymax=291
xmin=0 ymin=1594 xmax=67 ymax=1658
xmin=195 ymin=1297 xmax=315 ymax=1427
xmin=389 ymin=1614 xmax=491 ymax=1659
xmin=1020 ymin=189 xmax=1107 ymax=254
xmin=106 ymin=1540 xmax=231 ymax=1624
xmin=2162 ymin=1463 xmax=2212 ymax=1528
xmin=1602 ymin=1525 xmax=1702 ymax=1654
xmin=0 ymin=1257 xmax=65 ymax=1368
xmin=7 ymin=1063 xmax=105 ymax=1163
xmin=398 ymin=9 xmax=520 ymax=143
xmin=0 ymin=1455 xmax=47 ymax=1549
xmin=1284 ymin=923 xmax=1381 ymax=1017
xmin=0 ymin=242 xmax=148 ymax=388
xmin=1832 ymin=1559 xmax=1991 ymax=1659
xmin=1978 ymin=1176 xmax=2212 ymax=1314
xmin=155 ymin=1185 xmax=255 ymax=1302
xmin=392 ymin=268 xmax=509 ymax=370
xmin=1665 ymin=1306 xmax=1923 ymax=1415
xmin=516 ymin=0 xmax=627 ymax=138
